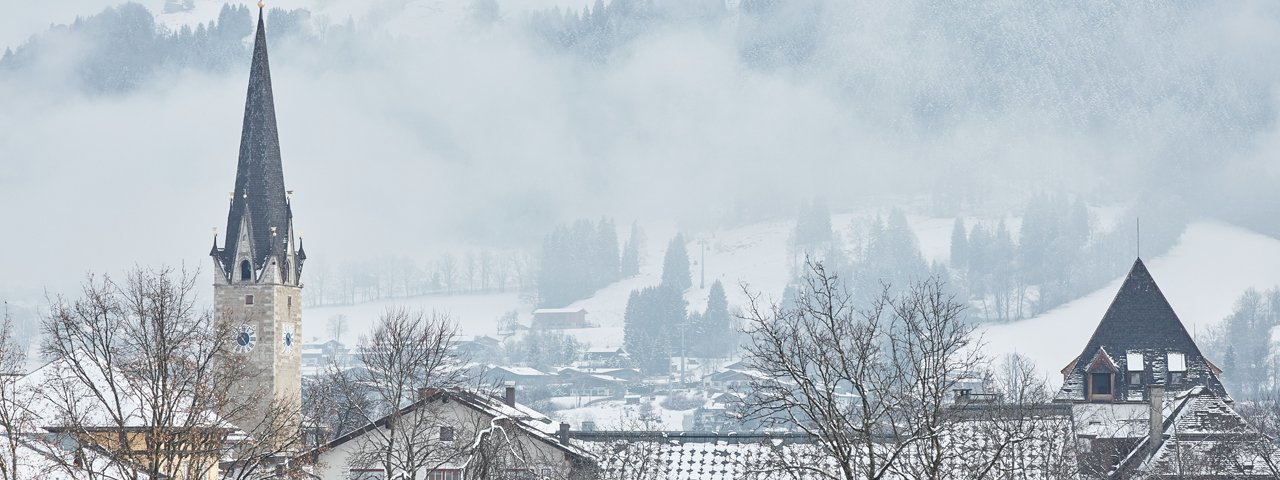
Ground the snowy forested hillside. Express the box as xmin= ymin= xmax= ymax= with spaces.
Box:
xmin=307 ymin=214 xmax=1280 ymax=396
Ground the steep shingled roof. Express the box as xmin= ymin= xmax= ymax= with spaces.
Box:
xmin=1056 ymin=258 xmax=1228 ymax=402
xmin=219 ymin=8 xmax=292 ymax=275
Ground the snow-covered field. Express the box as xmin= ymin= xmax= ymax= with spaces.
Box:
xmin=554 ymin=395 xmax=696 ymax=431
xmin=310 ymin=212 xmax=936 ymax=349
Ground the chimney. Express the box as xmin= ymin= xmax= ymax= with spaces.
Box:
xmin=1148 ymin=383 xmax=1165 ymax=450
xmin=558 ymin=422 xmax=571 ymax=444
xmin=417 ymin=387 xmax=436 ymax=401
xmin=504 ymin=381 xmax=516 ymax=407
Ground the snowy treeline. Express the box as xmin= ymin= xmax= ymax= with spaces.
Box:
xmin=305 ymin=249 xmax=538 ymax=307
xmin=789 ymin=196 xmax=1188 ymax=322
xmin=0 ymin=3 xmax=315 ymax=93
xmin=538 ymin=218 xmax=637 ymax=308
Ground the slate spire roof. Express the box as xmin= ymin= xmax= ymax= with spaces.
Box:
xmin=216 ymin=7 xmax=293 ymax=277
xmin=1056 ymin=258 xmax=1228 ymax=402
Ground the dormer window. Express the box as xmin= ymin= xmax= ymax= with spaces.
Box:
xmin=1168 ymin=352 xmax=1187 ymax=385
xmin=1126 ymin=351 xmax=1144 ymax=385
xmin=1085 ymin=349 xmax=1119 ymax=402
xmin=240 ymin=260 xmax=252 ymax=282
xmin=1090 ymin=372 xmax=1113 ymax=397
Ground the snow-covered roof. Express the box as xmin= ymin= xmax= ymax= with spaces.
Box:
xmin=0 ymin=434 xmax=153 ymax=479
xmin=15 ymin=352 xmax=227 ymax=431
xmin=299 ymin=387 xmax=593 ymax=464
xmin=533 ymin=308 xmax=587 ymax=314
xmin=490 ymin=365 xmax=552 ymax=377
xmin=1120 ymin=387 xmax=1279 ymax=477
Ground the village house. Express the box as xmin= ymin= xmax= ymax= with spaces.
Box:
xmin=555 ymin=368 xmax=630 ymax=398
xmin=298 ymin=387 xmax=595 ymax=479
xmin=1054 ymin=258 xmax=1280 ymax=478
xmin=531 ymin=308 xmax=590 ymax=329
xmin=576 ymin=347 xmax=631 ymax=369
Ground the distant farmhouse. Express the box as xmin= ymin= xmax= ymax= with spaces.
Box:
xmin=532 ymin=308 xmax=590 ymax=329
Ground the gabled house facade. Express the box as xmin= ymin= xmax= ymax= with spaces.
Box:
xmin=299 ymin=387 xmax=595 ymax=479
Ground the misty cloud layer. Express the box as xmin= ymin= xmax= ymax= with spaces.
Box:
xmin=4 ymin=0 xmax=1280 ymax=301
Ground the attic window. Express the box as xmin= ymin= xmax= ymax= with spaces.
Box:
xmin=1090 ymin=373 xmax=1113 ymax=396
xmin=1168 ymin=352 xmax=1186 ymax=384
xmin=240 ymin=260 xmax=252 ymax=282
xmin=1126 ymin=351 xmax=1144 ymax=372
xmin=245 ymin=295 xmax=254 ymax=306
xmin=439 ymin=426 xmax=454 ymax=442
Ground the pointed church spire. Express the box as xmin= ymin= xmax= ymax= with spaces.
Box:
xmin=217 ymin=7 xmax=294 ymax=280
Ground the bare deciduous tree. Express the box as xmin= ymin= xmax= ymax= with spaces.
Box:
xmin=0 ymin=305 xmax=36 ymax=480
xmin=740 ymin=259 xmax=984 ymax=480
xmin=39 ymin=266 xmax=301 ymax=479
xmin=327 ymin=314 xmax=348 ymax=343
xmin=325 ymin=307 xmax=468 ymax=479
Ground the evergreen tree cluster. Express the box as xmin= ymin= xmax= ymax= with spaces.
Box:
xmin=623 ymin=236 xmax=734 ymax=375
xmin=951 ymin=195 xmax=1187 ymax=320
xmin=620 ymin=222 xmax=643 ymax=277
xmin=504 ymin=330 xmax=584 ymax=371
xmin=951 ymin=217 xmax=1019 ymax=320
xmin=622 ymin=285 xmax=686 ymax=375
xmin=1206 ymin=288 xmax=1280 ymax=400
xmin=738 ymin=0 xmax=824 ymax=69
xmin=686 ymin=280 xmax=735 ymax=357
xmin=537 ymin=218 xmax=623 ymax=307
xmin=828 ymin=209 xmax=937 ymax=306
xmin=0 ymin=3 xmax=313 ymax=94
xmin=793 ymin=197 xmax=833 ymax=248
xmin=781 ymin=198 xmax=1188 ymax=323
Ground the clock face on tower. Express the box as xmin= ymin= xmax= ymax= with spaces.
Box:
xmin=234 ymin=324 xmax=257 ymax=353
xmin=282 ymin=325 xmax=295 ymax=352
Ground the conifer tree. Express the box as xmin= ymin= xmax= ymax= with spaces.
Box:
xmin=699 ymin=280 xmax=733 ymax=357
xmin=950 ymin=218 xmax=968 ymax=270
xmin=621 ymin=223 xmax=643 ymax=277
xmin=595 ymin=218 xmax=621 ymax=284
xmin=623 ymin=286 xmax=687 ymax=374
xmin=661 ymin=234 xmax=692 ymax=292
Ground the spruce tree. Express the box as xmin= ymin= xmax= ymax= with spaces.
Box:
xmin=621 ymin=222 xmax=643 ymax=277
xmin=950 ymin=218 xmax=968 ymax=270
xmin=623 ymin=286 xmax=687 ymax=374
xmin=661 ymin=234 xmax=692 ymax=292
xmin=596 ymin=217 xmax=621 ymax=284
xmin=701 ymin=280 xmax=732 ymax=357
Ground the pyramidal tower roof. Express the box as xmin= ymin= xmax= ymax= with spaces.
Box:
xmin=1086 ymin=258 xmax=1197 ymax=352
xmin=1056 ymin=258 xmax=1228 ymax=402
xmin=218 ymin=7 xmax=291 ymax=275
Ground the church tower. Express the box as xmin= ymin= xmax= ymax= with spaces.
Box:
xmin=210 ymin=5 xmax=305 ymax=429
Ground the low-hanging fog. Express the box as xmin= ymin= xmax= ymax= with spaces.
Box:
xmin=4 ymin=0 xmax=1280 ymax=305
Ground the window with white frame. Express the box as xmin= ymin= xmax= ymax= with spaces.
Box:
xmin=1167 ymin=352 xmax=1186 ymax=384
